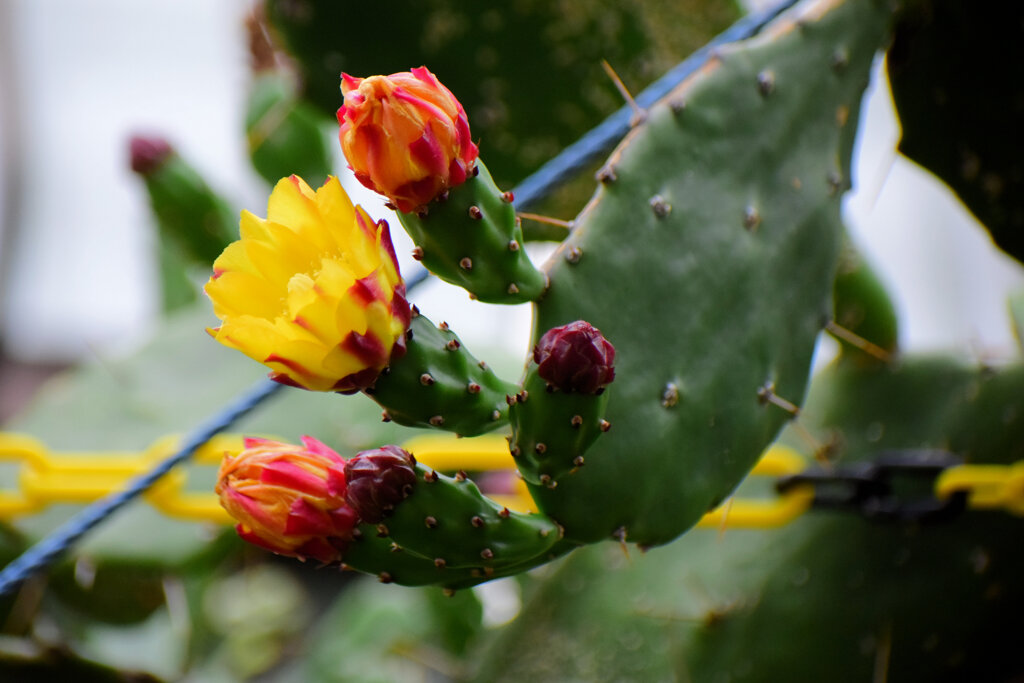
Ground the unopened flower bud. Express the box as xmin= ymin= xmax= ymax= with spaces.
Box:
xmin=337 ymin=67 xmax=478 ymax=213
xmin=129 ymin=134 xmax=174 ymax=176
xmin=534 ymin=321 xmax=616 ymax=394
xmin=216 ymin=436 xmax=358 ymax=563
xmin=343 ymin=445 xmax=417 ymax=523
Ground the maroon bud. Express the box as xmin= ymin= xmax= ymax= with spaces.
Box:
xmin=533 ymin=321 xmax=615 ymax=394
xmin=343 ymin=445 xmax=417 ymax=523
xmin=129 ymin=135 xmax=173 ymax=176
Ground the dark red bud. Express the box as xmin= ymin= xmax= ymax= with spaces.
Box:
xmin=129 ymin=135 xmax=174 ymax=176
xmin=343 ymin=445 xmax=417 ymax=523
xmin=534 ymin=321 xmax=615 ymax=394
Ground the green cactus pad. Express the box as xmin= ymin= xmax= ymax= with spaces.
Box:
xmin=372 ymin=462 xmax=562 ymax=570
xmin=509 ymin=369 xmax=611 ymax=487
xmin=527 ymin=0 xmax=891 ymax=545
xmin=341 ymin=462 xmax=565 ymax=587
xmin=367 ymin=312 xmax=517 ymax=436
xmin=395 ymin=161 xmax=548 ymax=303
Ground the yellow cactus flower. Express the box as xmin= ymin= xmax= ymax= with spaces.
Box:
xmin=337 ymin=66 xmax=478 ymax=213
xmin=216 ymin=436 xmax=358 ymax=563
xmin=205 ymin=175 xmax=411 ymax=392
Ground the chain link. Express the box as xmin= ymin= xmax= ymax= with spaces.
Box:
xmin=0 ymin=432 xmax=1021 ymax=528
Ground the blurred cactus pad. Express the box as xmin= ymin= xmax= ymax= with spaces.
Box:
xmin=2 ymin=0 xmax=1023 ymax=680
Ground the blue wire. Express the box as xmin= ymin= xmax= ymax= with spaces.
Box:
xmin=0 ymin=0 xmax=800 ymax=598
xmin=0 ymin=378 xmax=284 ymax=597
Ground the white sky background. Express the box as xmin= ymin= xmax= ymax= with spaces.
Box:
xmin=0 ymin=0 xmax=1021 ymax=366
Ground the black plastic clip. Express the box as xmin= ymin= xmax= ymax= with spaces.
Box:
xmin=776 ymin=450 xmax=969 ymax=524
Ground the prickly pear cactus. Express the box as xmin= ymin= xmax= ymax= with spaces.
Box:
xmin=199 ymin=0 xmax=895 ymax=586
xmin=524 ymin=0 xmax=890 ymax=545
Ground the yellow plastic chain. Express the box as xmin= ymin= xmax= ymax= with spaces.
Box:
xmin=0 ymin=432 xmax=1020 ymax=528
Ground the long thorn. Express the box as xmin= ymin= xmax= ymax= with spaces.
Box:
xmin=518 ymin=212 xmax=573 ymax=230
xmin=826 ymin=321 xmax=894 ymax=363
xmin=601 ymin=59 xmax=646 ymax=126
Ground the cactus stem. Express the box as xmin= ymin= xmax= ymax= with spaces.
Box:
xmin=743 ymin=205 xmax=761 ymax=231
xmin=467 ymin=382 xmax=481 ymax=394
xmin=757 ymin=70 xmax=776 ymax=96
xmin=468 ymin=205 xmax=483 ymax=220
xmin=599 ymin=420 xmax=611 ymax=432
xmin=661 ymin=383 xmax=680 ymax=408
xmin=455 ymin=470 xmax=468 ymax=482
xmin=434 ymin=558 xmax=447 ymax=568
xmin=518 ymin=211 xmax=574 ymax=231
xmin=459 ymin=257 xmax=473 ymax=270
xmin=571 ymin=414 xmax=584 ymax=428
xmin=601 ymin=59 xmax=647 ymax=127
xmin=412 ymin=246 xmax=424 ymax=261
xmin=535 ymin=443 xmax=548 ymax=455
xmin=445 ymin=339 xmax=461 ymax=351
xmin=376 ymin=524 xmax=389 ymax=537
xmin=471 ymin=516 xmax=485 ymax=528
xmin=429 ymin=415 xmax=445 ymax=426
xmin=481 ymin=548 xmax=495 ymax=560
xmin=378 ymin=572 xmax=394 ymax=583
xmin=565 ymin=246 xmax=583 ymax=264
xmin=425 ymin=516 xmax=438 ymax=528
xmin=824 ymin=320 xmax=894 ymax=362
xmin=649 ymin=195 xmax=672 ymax=218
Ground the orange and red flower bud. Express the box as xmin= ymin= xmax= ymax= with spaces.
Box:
xmin=337 ymin=67 xmax=478 ymax=213
xmin=205 ymin=175 xmax=412 ymax=392
xmin=343 ymin=445 xmax=417 ymax=523
xmin=216 ymin=436 xmax=358 ymax=563
xmin=534 ymin=321 xmax=616 ymax=394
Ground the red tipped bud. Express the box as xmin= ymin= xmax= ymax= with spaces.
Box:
xmin=216 ymin=436 xmax=357 ymax=563
xmin=337 ymin=67 xmax=478 ymax=213
xmin=534 ymin=321 xmax=616 ymax=394
xmin=343 ymin=445 xmax=417 ymax=523
xmin=129 ymin=134 xmax=174 ymax=176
